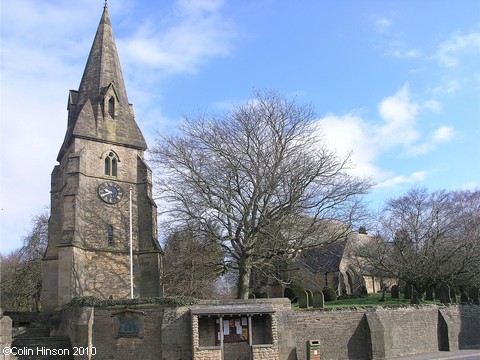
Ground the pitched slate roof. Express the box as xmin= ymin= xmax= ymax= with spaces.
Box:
xmin=298 ymin=240 xmax=347 ymax=274
xmin=190 ymin=304 xmax=275 ymax=316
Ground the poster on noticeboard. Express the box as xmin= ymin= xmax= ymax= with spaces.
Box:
xmin=216 ymin=316 xmax=249 ymax=344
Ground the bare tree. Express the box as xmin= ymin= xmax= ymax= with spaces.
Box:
xmin=163 ymin=228 xmax=225 ymax=298
xmin=151 ymin=91 xmax=372 ymax=298
xmin=0 ymin=211 xmax=48 ymax=311
xmin=355 ymin=188 xmax=480 ymax=294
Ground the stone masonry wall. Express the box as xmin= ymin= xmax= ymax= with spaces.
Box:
xmin=161 ymin=306 xmax=192 ymax=360
xmin=191 ymin=314 xmax=221 ymax=360
xmin=276 ymin=308 xmax=369 ymax=360
xmin=252 ymin=345 xmax=279 ymax=360
xmin=53 ymin=301 xmax=479 ymax=360
xmin=92 ymin=307 xmax=163 ymax=360
xmin=439 ymin=304 xmax=480 ymax=350
xmin=277 ymin=304 xmax=480 ymax=360
xmin=366 ymin=306 xmax=439 ymax=359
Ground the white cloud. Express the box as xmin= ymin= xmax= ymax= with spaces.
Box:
xmin=316 ymin=85 xmax=421 ymax=183
xmin=376 ymin=171 xmax=427 ymax=188
xmin=433 ymin=126 xmax=455 ymax=142
xmin=423 ymin=99 xmax=442 ymax=112
xmin=390 ymin=48 xmax=421 ymax=59
xmin=436 ymin=31 xmax=480 ymax=67
xmin=119 ymin=0 xmax=234 ymax=75
xmin=375 ymin=17 xmax=393 ymax=33
xmin=177 ymin=0 xmax=225 ymax=14
xmin=459 ymin=181 xmax=479 ymax=191
xmin=317 ymin=84 xmax=456 ymax=189
xmin=407 ymin=125 xmax=456 ymax=156
xmin=377 ymin=84 xmax=420 ymax=147
xmin=432 ymin=79 xmax=461 ymax=95
xmin=319 ymin=114 xmax=384 ymax=179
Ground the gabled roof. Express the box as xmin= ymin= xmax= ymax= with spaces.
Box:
xmin=299 ymin=240 xmax=347 ymax=274
xmin=58 ymin=5 xmax=147 ymax=160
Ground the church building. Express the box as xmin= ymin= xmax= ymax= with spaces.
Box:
xmin=41 ymin=4 xmax=163 ymax=312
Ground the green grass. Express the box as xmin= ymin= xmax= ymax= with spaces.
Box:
xmin=294 ymin=292 xmax=440 ymax=310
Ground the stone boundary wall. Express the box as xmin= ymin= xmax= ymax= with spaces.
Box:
xmin=51 ymin=301 xmax=479 ymax=360
xmin=276 ymin=307 xmax=369 ymax=360
xmin=93 ymin=306 xmax=164 ymax=359
xmin=439 ymin=304 xmax=480 ymax=351
xmin=53 ymin=304 xmax=191 ymax=360
xmin=366 ymin=306 xmax=439 ymax=359
xmin=276 ymin=304 xmax=480 ymax=360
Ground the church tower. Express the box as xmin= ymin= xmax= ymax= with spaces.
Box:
xmin=42 ymin=4 xmax=163 ymax=311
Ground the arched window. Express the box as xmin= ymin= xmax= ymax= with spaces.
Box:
xmin=108 ymin=97 xmax=115 ymax=118
xmin=105 ymin=151 xmax=118 ymax=177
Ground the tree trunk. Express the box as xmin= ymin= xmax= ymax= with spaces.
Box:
xmin=237 ymin=259 xmax=252 ymax=299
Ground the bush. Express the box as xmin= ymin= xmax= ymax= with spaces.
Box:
xmin=323 ymin=287 xmax=337 ymax=302
xmin=289 ymin=276 xmax=306 ymax=298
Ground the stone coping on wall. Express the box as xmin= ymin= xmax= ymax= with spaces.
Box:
xmin=251 ymin=344 xmax=275 ymax=348
xmin=197 ymin=346 xmax=221 ymax=350
xmin=296 ymin=303 xmax=479 ymax=312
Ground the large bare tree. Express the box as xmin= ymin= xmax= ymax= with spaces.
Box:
xmin=355 ymin=188 xmax=480 ymax=294
xmin=151 ymin=91 xmax=372 ymax=298
xmin=1 ymin=211 xmax=48 ymax=311
xmin=163 ymin=228 xmax=225 ymax=298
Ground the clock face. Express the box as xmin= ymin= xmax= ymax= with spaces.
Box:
xmin=97 ymin=182 xmax=123 ymax=204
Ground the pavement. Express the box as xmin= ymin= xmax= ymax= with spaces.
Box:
xmin=394 ymin=350 xmax=480 ymax=360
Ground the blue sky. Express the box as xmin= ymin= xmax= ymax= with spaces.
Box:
xmin=1 ymin=0 xmax=479 ymax=254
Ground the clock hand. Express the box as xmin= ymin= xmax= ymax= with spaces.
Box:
xmin=101 ymin=189 xmax=112 ymax=197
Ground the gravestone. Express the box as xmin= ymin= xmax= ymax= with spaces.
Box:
xmin=435 ymin=286 xmax=441 ymax=300
xmin=0 ymin=308 xmax=12 ymax=360
xmin=410 ymin=290 xmax=420 ymax=304
xmin=306 ymin=290 xmax=314 ymax=308
xmin=439 ymin=283 xmax=450 ymax=304
xmin=460 ymin=291 xmax=470 ymax=303
xmin=248 ymin=294 xmax=256 ymax=299
xmin=425 ymin=287 xmax=434 ymax=301
xmin=450 ymin=287 xmax=457 ymax=303
xmin=299 ymin=291 xmax=309 ymax=308
xmin=313 ymin=291 xmax=325 ymax=308
xmin=404 ymin=284 xmax=413 ymax=300
xmin=468 ymin=286 xmax=479 ymax=303
xmin=391 ymin=284 xmax=399 ymax=299
xmin=260 ymin=292 xmax=269 ymax=298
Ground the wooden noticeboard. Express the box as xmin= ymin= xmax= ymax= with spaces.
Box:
xmin=215 ymin=317 xmax=249 ymax=344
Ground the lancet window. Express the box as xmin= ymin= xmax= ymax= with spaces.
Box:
xmin=108 ymin=97 xmax=115 ymax=118
xmin=105 ymin=151 xmax=118 ymax=177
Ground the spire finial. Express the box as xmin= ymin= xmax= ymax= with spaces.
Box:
xmin=104 ymin=0 xmax=108 ymax=8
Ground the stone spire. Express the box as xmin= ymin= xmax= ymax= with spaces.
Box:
xmin=58 ymin=5 xmax=147 ymax=160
